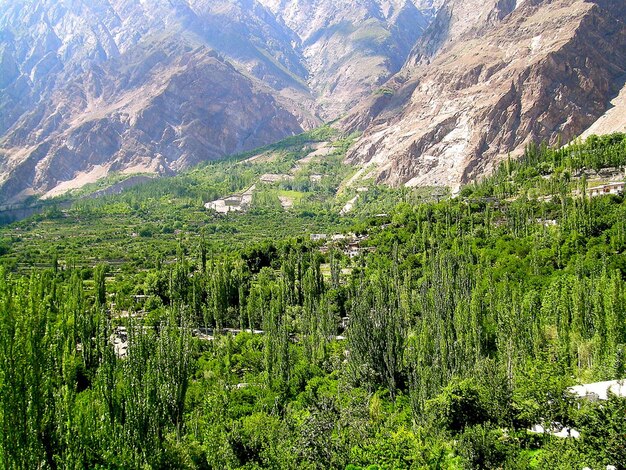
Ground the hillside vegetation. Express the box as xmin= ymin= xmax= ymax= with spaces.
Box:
xmin=0 ymin=133 xmax=625 ymax=468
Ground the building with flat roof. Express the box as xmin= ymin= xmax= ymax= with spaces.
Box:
xmin=569 ymin=379 xmax=626 ymax=401
xmin=587 ymin=182 xmax=624 ymax=198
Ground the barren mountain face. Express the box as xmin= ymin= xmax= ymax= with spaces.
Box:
xmin=343 ymin=0 xmax=626 ymax=191
xmin=0 ymin=0 xmax=320 ymax=202
xmin=0 ymin=0 xmax=624 ymax=201
xmin=258 ymin=0 xmax=429 ymax=118
xmin=0 ymin=0 xmax=433 ymax=201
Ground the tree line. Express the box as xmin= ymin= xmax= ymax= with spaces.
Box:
xmin=0 ymin=134 xmax=625 ymax=468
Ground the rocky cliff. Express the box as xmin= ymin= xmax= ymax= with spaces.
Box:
xmin=0 ymin=0 xmax=434 ymax=201
xmin=259 ymin=0 xmax=430 ymax=118
xmin=343 ymin=0 xmax=626 ymax=190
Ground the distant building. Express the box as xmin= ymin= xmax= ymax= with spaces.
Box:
xmin=205 ymin=185 xmax=255 ymax=213
xmin=529 ymin=424 xmax=579 ymax=439
xmin=529 ymin=379 xmax=626 ymax=441
xmin=587 ymin=182 xmax=625 ymax=198
xmin=569 ymin=379 xmax=626 ymax=401
xmin=205 ymin=199 xmax=244 ymax=213
xmin=310 ymin=234 xmax=328 ymax=241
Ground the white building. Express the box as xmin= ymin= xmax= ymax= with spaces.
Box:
xmin=587 ymin=182 xmax=625 ymax=198
xmin=529 ymin=379 xmax=626 ymax=441
xmin=569 ymin=379 xmax=626 ymax=401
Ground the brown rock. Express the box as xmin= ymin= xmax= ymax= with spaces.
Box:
xmin=343 ymin=0 xmax=626 ymax=191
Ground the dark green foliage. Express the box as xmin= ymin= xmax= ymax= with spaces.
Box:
xmin=348 ymin=267 xmax=406 ymax=398
xmin=574 ymin=395 xmax=626 ymax=468
xmin=0 ymin=133 xmax=624 ymax=468
xmin=457 ymin=425 xmax=515 ymax=469
xmin=427 ymin=379 xmax=489 ymax=433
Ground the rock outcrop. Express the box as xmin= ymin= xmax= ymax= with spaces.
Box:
xmin=0 ymin=0 xmax=434 ymax=201
xmin=260 ymin=0 xmax=430 ymax=118
xmin=343 ymin=0 xmax=626 ymax=191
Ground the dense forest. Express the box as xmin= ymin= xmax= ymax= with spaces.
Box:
xmin=1 ymin=133 xmax=626 ymax=469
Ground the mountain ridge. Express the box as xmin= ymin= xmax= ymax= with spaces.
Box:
xmin=0 ymin=0 xmax=434 ymax=202
xmin=342 ymin=0 xmax=626 ymax=190
xmin=1 ymin=0 xmax=625 ymax=202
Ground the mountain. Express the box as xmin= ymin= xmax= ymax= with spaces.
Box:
xmin=343 ymin=0 xmax=626 ymax=190
xmin=259 ymin=0 xmax=430 ymax=118
xmin=1 ymin=43 xmax=310 ymax=201
xmin=404 ymin=0 xmax=517 ymax=66
xmin=0 ymin=0 xmax=322 ymax=202
xmin=0 ymin=0 xmax=433 ymax=202
xmin=2 ymin=0 xmax=624 ymax=202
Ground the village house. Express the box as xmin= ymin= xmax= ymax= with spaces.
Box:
xmin=569 ymin=379 xmax=626 ymax=401
xmin=530 ymin=379 xmax=626 ymax=445
xmin=587 ymin=181 xmax=625 ymax=198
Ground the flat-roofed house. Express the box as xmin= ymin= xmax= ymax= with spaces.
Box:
xmin=569 ymin=379 xmax=626 ymax=401
xmin=587 ymin=182 xmax=625 ymax=198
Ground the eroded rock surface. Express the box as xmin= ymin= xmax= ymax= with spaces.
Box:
xmin=343 ymin=0 xmax=626 ymax=191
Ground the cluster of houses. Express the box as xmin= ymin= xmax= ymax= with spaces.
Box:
xmin=582 ymin=166 xmax=625 ymax=198
xmin=311 ymin=232 xmax=373 ymax=259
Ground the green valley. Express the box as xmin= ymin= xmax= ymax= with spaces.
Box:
xmin=0 ymin=132 xmax=625 ymax=469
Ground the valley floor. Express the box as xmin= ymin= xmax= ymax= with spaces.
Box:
xmin=0 ymin=133 xmax=625 ymax=469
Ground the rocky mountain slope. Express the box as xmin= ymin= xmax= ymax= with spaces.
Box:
xmin=0 ymin=0 xmax=320 ymax=202
xmin=2 ymin=0 xmax=624 ymax=202
xmin=0 ymin=0 xmax=436 ymax=202
xmin=343 ymin=0 xmax=626 ymax=190
xmin=259 ymin=0 xmax=430 ymax=118
xmin=1 ymin=43 xmax=309 ymax=201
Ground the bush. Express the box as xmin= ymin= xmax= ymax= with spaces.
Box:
xmin=457 ymin=425 xmax=514 ymax=469
xmin=426 ymin=378 xmax=490 ymax=433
